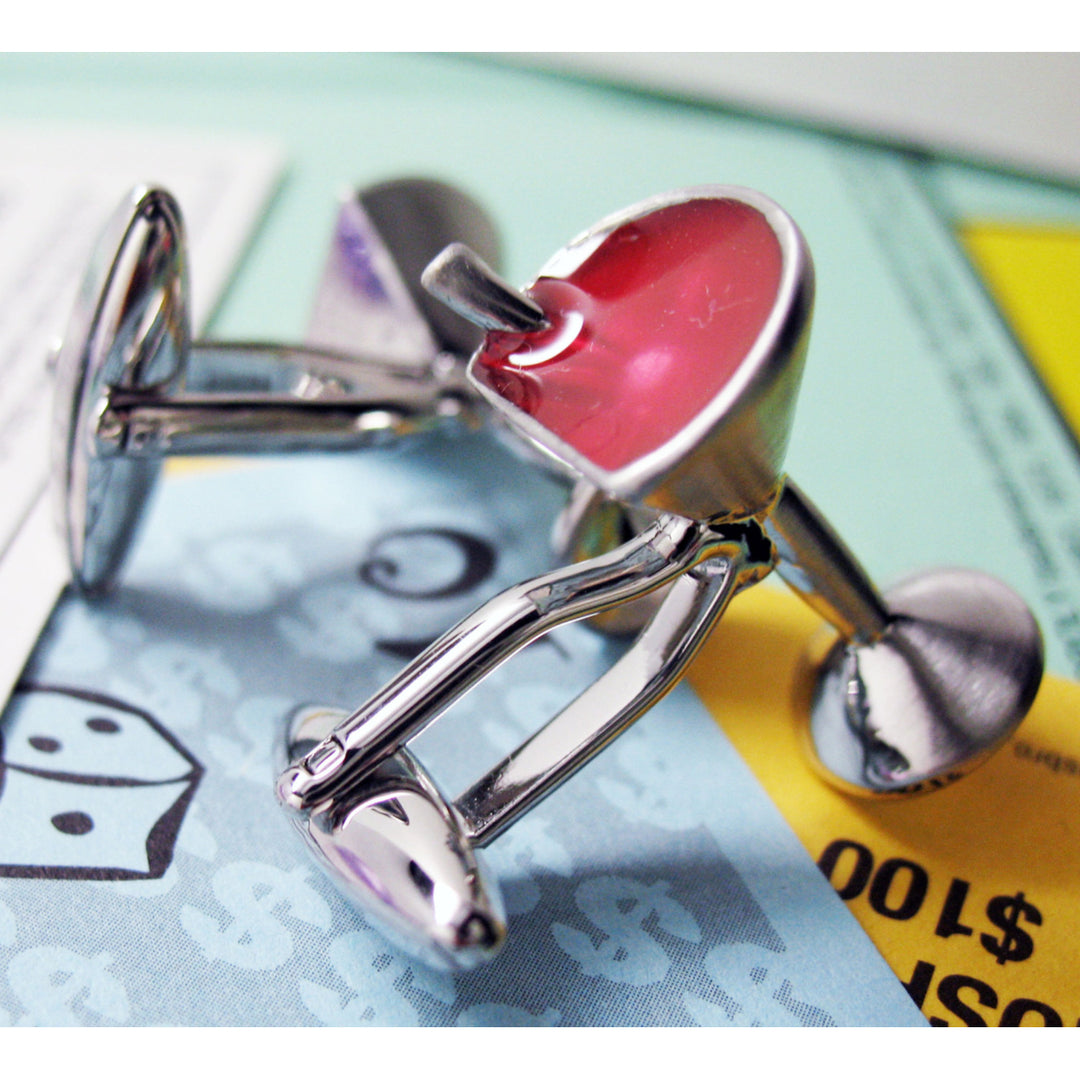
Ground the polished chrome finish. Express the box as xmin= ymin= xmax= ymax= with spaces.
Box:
xmin=556 ymin=475 xmax=891 ymax=642
xmin=550 ymin=478 xmax=1045 ymax=799
xmin=53 ymin=186 xmax=188 ymax=596
xmin=303 ymin=193 xmax=438 ymax=373
xmin=54 ymin=182 xmax=498 ymax=594
xmin=457 ymin=533 xmax=772 ymax=844
xmin=282 ymin=705 xmax=506 ymax=970
xmin=277 ymin=511 xmax=744 ymax=814
xmin=767 ymin=478 xmax=890 ymax=645
xmin=805 ymin=567 xmax=1044 ymax=795
xmin=96 ymin=354 xmax=471 ymax=458
xmin=422 ymin=242 xmax=549 ymax=334
xmin=764 ymin=481 xmax=1043 ymax=794
xmin=551 ymin=479 xmax=668 ymax=635
xmin=296 ymin=742 xmax=505 ymax=970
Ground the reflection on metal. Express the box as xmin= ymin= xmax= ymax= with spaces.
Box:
xmin=53 ymin=181 xmax=499 ymax=595
xmin=53 ymin=181 xmax=1044 ymax=969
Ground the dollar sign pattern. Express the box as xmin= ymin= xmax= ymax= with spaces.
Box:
xmin=110 ymin=642 xmax=241 ymax=731
xmin=206 ymin=694 xmax=296 ymax=783
xmin=552 ymin=875 xmax=701 ymax=986
xmin=6 ymin=947 xmax=129 ymax=1025
xmin=0 ymin=894 xmax=14 ymax=948
xmin=180 ymin=861 xmax=333 ymax=971
xmin=981 ymin=891 xmax=1043 ymax=965
xmin=485 ymin=813 xmax=573 ymax=917
xmin=179 ymin=535 xmax=304 ymax=613
xmin=299 ymin=930 xmax=456 ymax=1025
xmin=0 ymin=446 xmax=921 ymax=1025
xmin=276 ymin=582 xmax=398 ymax=663
xmin=598 ymin=726 xmax=706 ymax=830
xmin=684 ymin=943 xmax=835 ymax=1026
xmin=457 ymin=1003 xmax=561 ymax=1025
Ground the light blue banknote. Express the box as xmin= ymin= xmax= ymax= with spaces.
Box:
xmin=0 ymin=431 xmax=924 ymax=1025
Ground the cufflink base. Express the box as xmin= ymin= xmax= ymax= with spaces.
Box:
xmin=802 ymin=567 xmax=1043 ymax=796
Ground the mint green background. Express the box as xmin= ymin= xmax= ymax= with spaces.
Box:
xmin=3 ymin=52 xmax=1078 ymax=674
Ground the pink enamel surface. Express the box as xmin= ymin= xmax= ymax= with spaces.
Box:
xmin=472 ymin=198 xmax=784 ymax=471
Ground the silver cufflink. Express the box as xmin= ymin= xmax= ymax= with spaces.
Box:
xmin=271 ymin=185 xmax=1044 ymax=969
xmin=52 ymin=179 xmax=508 ymax=595
xmin=50 ymin=180 xmax=1046 ymax=971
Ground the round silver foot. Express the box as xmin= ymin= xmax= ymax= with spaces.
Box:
xmin=53 ymin=186 xmax=188 ymax=595
xmin=803 ymin=567 xmax=1044 ymax=796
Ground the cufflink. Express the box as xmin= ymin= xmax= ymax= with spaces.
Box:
xmin=274 ymin=185 xmax=1043 ymax=967
xmin=52 ymin=179 xmax=500 ymax=594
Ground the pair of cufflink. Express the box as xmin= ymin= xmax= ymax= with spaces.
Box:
xmin=53 ymin=179 xmax=1043 ymax=969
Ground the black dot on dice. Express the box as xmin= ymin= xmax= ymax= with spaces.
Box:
xmin=28 ymin=736 xmax=61 ymax=753
xmin=51 ymin=811 xmax=94 ymax=836
xmin=86 ymin=717 xmax=121 ymax=734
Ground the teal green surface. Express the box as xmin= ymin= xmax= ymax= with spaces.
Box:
xmin=2 ymin=53 xmax=1077 ymax=676
xmin=0 ymin=54 xmax=870 ymax=335
xmin=927 ymin=158 xmax=1080 ymax=225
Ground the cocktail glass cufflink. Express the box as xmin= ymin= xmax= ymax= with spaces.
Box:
xmin=276 ymin=186 xmax=1044 ymax=969
xmin=53 ymin=180 xmax=502 ymax=595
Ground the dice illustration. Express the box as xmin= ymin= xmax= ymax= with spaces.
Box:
xmin=0 ymin=684 xmax=202 ymax=879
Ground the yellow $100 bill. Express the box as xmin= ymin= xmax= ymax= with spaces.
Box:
xmin=689 ymin=585 xmax=1080 ymax=1027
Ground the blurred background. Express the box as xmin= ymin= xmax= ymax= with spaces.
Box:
xmin=512 ymin=54 xmax=1080 ymax=184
